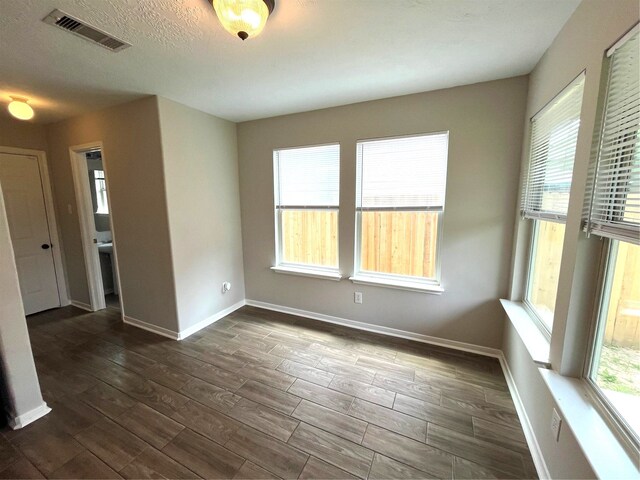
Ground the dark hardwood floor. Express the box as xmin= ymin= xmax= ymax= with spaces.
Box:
xmin=1 ymin=305 xmax=538 ymax=479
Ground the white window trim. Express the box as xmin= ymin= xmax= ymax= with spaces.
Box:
xmin=272 ymin=143 xmax=340 ymax=275
xmin=579 ymin=26 xmax=640 ymax=457
xmin=352 ymin=132 xmax=448 ymax=288
xmin=583 ymin=237 xmax=640 ymax=454
xmin=500 ymin=299 xmax=551 ymax=367
xmin=271 ymin=264 xmax=342 ymax=281
xmin=349 ymin=272 xmax=444 ymax=294
xmin=523 ymin=219 xmax=554 ymax=340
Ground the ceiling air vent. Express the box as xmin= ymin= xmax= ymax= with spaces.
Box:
xmin=43 ymin=9 xmax=130 ymax=52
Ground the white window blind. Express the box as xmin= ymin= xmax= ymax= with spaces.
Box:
xmin=356 ymin=133 xmax=449 ymax=211
xmin=584 ymin=28 xmax=639 ymax=245
xmin=274 ymin=144 xmax=340 ymax=208
xmin=521 ymin=74 xmax=585 ymax=222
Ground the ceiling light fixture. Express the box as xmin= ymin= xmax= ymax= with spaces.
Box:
xmin=8 ymin=97 xmax=34 ymax=121
xmin=211 ymin=0 xmax=275 ymax=41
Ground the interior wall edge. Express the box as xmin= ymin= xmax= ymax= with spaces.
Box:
xmin=44 ymin=96 xmax=181 ymax=331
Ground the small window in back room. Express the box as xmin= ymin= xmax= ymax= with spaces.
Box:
xmin=520 ymin=73 xmax=585 ymax=334
xmin=353 ymin=132 xmax=449 ymax=288
xmin=273 ymin=143 xmax=340 ymax=273
xmin=94 ymin=169 xmax=109 ymax=214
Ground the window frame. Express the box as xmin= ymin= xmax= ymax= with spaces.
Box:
xmin=523 ymin=217 xmax=568 ymax=338
xmin=519 ymin=74 xmax=585 ymax=336
xmin=579 ymin=24 xmax=640 ymax=457
xmin=93 ymin=169 xmax=109 ymax=215
xmin=583 ymin=237 xmax=640 ymax=455
xmin=523 ymin=218 xmax=554 ymax=338
xmin=272 ymin=142 xmax=341 ymax=277
xmin=351 ymin=132 xmax=448 ymax=291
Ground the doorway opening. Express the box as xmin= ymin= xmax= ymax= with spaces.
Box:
xmin=86 ymin=150 xmax=119 ymax=310
xmin=70 ymin=143 xmax=122 ymax=312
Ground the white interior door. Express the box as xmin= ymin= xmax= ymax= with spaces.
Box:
xmin=0 ymin=153 xmax=60 ymax=315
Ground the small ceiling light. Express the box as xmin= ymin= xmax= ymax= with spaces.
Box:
xmin=211 ymin=0 xmax=275 ymax=41
xmin=8 ymin=97 xmax=34 ymax=121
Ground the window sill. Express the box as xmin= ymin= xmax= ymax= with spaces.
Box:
xmin=500 ymin=299 xmax=551 ymax=368
xmin=538 ymin=369 xmax=639 ymax=480
xmin=271 ymin=266 xmax=342 ymax=281
xmin=349 ymin=275 xmax=444 ymax=294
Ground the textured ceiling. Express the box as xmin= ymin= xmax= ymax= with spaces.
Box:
xmin=0 ymin=0 xmax=580 ymax=124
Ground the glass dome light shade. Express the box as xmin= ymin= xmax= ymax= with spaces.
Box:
xmin=212 ymin=0 xmax=274 ymax=40
xmin=8 ymin=98 xmax=34 ymax=121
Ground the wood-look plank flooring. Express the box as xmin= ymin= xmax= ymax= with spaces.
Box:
xmin=1 ymin=305 xmax=538 ymax=479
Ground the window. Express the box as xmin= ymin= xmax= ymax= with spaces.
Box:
xmin=352 ymin=132 xmax=449 ymax=290
xmin=521 ymin=74 xmax=585 ymax=332
xmin=589 ymin=241 xmax=639 ymax=444
xmin=585 ymin=27 xmax=639 ymax=448
xmin=94 ymin=170 xmax=109 ymax=214
xmin=273 ymin=144 xmax=340 ymax=275
xmin=526 ymin=220 xmax=566 ymax=328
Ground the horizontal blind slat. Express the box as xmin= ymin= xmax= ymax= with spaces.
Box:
xmin=356 ymin=133 xmax=449 ymax=209
xmin=275 ymin=144 xmax=340 ymax=207
xmin=521 ymin=74 xmax=585 ymax=220
xmin=584 ymin=31 xmax=640 ymax=243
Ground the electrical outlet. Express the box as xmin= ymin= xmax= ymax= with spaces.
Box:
xmin=354 ymin=292 xmax=363 ymax=304
xmin=222 ymin=282 xmax=231 ymax=293
xmin=551 ymin=408 xmax=562 ymax=442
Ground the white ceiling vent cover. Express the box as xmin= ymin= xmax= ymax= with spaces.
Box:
xmin=43 ymin=9 xmax=130 ymax=52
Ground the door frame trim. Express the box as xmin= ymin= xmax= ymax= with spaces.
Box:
xmin=69 ymin=142 xmax=122 ymax=313
xmin=0 ymin=146 xmax=69 ymax=308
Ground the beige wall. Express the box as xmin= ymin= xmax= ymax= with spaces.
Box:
xmin=2 ymin=96 xmax=246 ymax=335
xmin=157 ymin=98 xmax=245 ymax=331
xmin=46 ymin=97 xmax=180 ymax=331
xmin=0 ymin=116 xmax=48 ymax=152
xmin=504 ymin=0 xmax=639 ymax=477
xmin=237 ymin=76 xmax=528 ymax=349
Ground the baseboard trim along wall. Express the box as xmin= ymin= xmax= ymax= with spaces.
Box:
xmin=245 ymin=299 xmax=502 ymax=358
xmin=123 ymin=315 xmax=180 ymax=340
xmin=8 ymin=402 xmax=51 ymax=429
xmin=178 ymin=300 xmax=246 ymax=340
xmin=69 ymin=299 xmax=93 ymax=311
xmin=123 ymin=300 xmax=246 ymax=341
xmin=498 ymin=355 xmax=550 ymax=479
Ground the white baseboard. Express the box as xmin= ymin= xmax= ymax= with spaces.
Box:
xmin=8 ymin=402 xmax=51 ymax=429
xmin=123 ymin=300 xmax=246 ymax=341
xmin=70 ymin=299 xmax=93 ymax=311
xmin=178 ymin=300 xmax=245 ymax=340
xmin=245 ymin=299 xmax=502 ymax=359
xmin=498 ymin=354 xmax=549 ymax=480
xmin=123 ymin=315 xmax=180 ymax=340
